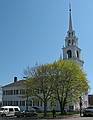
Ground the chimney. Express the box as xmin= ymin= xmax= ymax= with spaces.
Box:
xmin=14 ymin=77 xmax=17 ymax=83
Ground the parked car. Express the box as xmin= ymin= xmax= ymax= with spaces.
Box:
xmin=15 ymin=111 xmax=24 ymax=117
xmin=15 ymin=109 xmax=38 ymax=118
xmin=0 ymin=106 xmax=20 ymax=117
xmin=23 ymin=110 xmax=38 ymax=117
xmin=83 ymin=107 xmax=93 ymax=116
xmin=32 ymin=106 xmax=42 ymax=112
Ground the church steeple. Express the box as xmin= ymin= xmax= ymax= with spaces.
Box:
xmin=62 ymin=3 xmax=84 ymax=67
xmin=69 ymin=3 xmax=73 ymax=32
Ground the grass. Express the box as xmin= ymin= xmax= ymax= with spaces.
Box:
xmin=37 ymin=111 xmax=79 ymax=119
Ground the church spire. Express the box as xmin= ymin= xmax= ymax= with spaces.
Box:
xmin=69 ymin=3 xmax=73 ymax=32
xmin=62 ymin=3 xmax=84 ymax=66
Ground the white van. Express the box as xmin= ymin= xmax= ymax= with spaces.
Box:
xmin=0 ymin=106 xmax=20 ymax=117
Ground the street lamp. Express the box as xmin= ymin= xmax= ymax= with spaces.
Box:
xmin=79 ymin=96 xmax=82 ymax=117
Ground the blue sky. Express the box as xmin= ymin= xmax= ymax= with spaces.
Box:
xmin=0 ymin=0 xmax=93 ymax=93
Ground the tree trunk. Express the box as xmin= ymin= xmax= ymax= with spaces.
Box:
xmin=59 ymin=102 xmax=65 ymax=115
xmin=44 ymin=100 xmax=47 ymax=117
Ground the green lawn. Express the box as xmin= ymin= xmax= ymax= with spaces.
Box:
xmin=37 ymin=111 xmax=80 ymax=119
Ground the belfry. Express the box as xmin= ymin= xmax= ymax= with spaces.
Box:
xmin=62 ymin=3 xmax=84 ymax=66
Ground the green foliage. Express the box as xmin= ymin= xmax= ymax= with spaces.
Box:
xmin=24 ymin=60 xmax=89 ymax=115
xmin=51 ymin=60 xmax=89 ymax=114
xmin=25 ymin=64 xmax=55 ymax=116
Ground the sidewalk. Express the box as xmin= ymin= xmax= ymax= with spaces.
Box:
xmin=62 ymin=114 xmax=80 ymax=119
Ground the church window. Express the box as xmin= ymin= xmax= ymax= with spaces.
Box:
xmin=69 ymin=32 xmax=71 ymax=37
xmin=72 ymin=32 xmax=73 ymax=36
xmin=68 ymin=40 xmax=71 ymax=46
xmin=67 ymin=50 xmax=72 ymax=59
xmin=77 ymin=51 xmax=79 ymax=58
xmin=72 ymin=39 xmax=74 ymax=45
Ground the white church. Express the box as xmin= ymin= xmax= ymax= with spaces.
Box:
xmin=62 ymin=4 xmax=88 ymax=111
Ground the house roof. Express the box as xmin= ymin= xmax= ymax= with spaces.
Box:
xmin=2 ymin=80 xmax=26 ymax=88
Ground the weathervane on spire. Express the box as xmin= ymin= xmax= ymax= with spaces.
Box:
xmin=69 ymin=1 xmax=73 ymax=32
xmin=69 ymin=2 xmax=71 ymax=12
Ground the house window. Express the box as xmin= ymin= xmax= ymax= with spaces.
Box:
xmin=29 ymin=101 xmax=32 ymax=106
xmin=14 ymin=101 xmax=18 ymax=106
xmin=20 ymin=89 xmax=25 ymax=95
xmin=8 ymin=101 xmax=12 ymax=106
xmin=3 ymin=101 xmax=7 ymax=106
xmin=15 ymin=90 xmax=18 ymax=95
xmin=14 ymin=90 xmax=19 ymax=95
xmin=20 ymin=101 xmax=25 ymax=106
xmin=3 ymin=91 xmax=5 ymax=95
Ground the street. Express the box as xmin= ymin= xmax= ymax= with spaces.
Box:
xmin=43 ymin=116 xmax=93 ymax=120
xmin=0 ymin=116 xmax=93 ymax=120
xmin=61 ymin=117 xmax=93 ymax=120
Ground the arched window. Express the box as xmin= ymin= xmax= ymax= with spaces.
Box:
xmin=68 ymin=40 xmax=71 ymax=46
xmin=67 ymin=50 xmax=72 ymax=59
xmin=72 ymin=39 xmax=75 ymax=45
xmin=72 ymin=32 xmax=73 ymax=36
xmin=77 ymin=51 xmax=79 ymax=58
